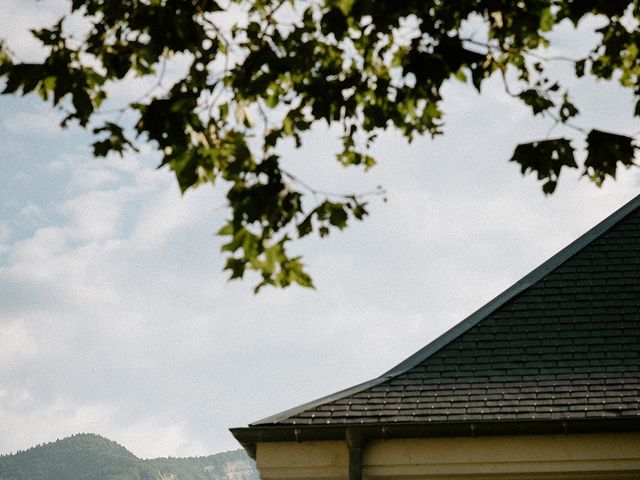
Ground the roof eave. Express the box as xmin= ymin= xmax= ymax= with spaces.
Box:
xmin=231 ymin=417 xmax=640 ymax=459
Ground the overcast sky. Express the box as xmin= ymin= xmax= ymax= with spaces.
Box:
xmin=1 ymin=0 xmax=639 ymax=459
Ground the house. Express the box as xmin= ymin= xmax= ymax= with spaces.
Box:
xmin=231 ymin=195 xmax=640 ymax=479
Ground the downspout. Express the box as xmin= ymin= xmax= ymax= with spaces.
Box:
xmin=346 ymin=428 xmax=364 ymax=480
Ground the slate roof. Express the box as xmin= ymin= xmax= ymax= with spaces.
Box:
xmin=249 ymin=195 xmax=640 ymax=428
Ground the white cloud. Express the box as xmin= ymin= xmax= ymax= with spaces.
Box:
xmin=0 ymin=222 xmax=11 ymax=252
xmin=0 ymin=390 xmax=205 ymax=458
xmin=59 ymin=191 xmax=124 ymax=242
xmin=112 ymin=421 xmax=208 ymax=459
xmin=0 ymin=222 xmax=13 ymax=243
xmin=18 ymin=204 xmax=48 ymax=226
xmin=0 ymin=0 xmax=66 ymax=62
xmin=0 ymin=321 xmax=38 ymax=365
xmin=4 ymin=110 xmax=63 ymax=136
xmin=8 ymin=226 xmax=69 ymax=265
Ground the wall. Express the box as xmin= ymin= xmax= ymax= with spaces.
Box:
xmin=255 ymin=433 xmax=640 ymax=480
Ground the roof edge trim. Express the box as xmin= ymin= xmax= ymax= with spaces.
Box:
xmin=250 ymin=376 xmax=389 ymax=425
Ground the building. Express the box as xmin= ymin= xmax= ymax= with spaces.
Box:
xmin=231 ymin=195 xmax=640 ymax=479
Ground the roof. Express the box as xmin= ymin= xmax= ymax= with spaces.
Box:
xmin=232 ymin=194 xmax=640 ymax=451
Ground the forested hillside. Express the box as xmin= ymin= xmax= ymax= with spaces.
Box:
xmin=0 ymin=434 xmax=258 ymax=480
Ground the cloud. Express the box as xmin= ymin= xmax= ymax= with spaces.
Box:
xmin=4 ymin=111 xmax=63 ymax=137
xmin=0 ymin=390 xmax=205 ymax=458
xmin=0 ymin=322 xmax=38 ymax=365
xmin=18 ymin=205 xmax=48 ymax=226
xmin=113 ymin=421 xmax=208 ymax=459
xmin=0 ymin=1 xmax=66 ymax=62
xmin=59 ymin=191 xmax=124 ymax=241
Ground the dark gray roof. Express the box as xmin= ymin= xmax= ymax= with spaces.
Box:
xmin=251 ymin=194 xmax=640 ymax=427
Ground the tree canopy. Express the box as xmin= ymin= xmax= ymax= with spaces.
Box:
xmin=1 ymin=0 xmax=638 ymax=290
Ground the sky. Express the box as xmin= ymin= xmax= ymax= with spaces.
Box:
xmin=1 ymin=0 xmax=639 ymax=459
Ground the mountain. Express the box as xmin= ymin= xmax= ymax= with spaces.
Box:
xmin=0 ymin=433 xmax=259 ymax=480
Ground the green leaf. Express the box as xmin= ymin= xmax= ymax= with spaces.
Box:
xmin=559 ymin=93 xmax=579 ymax=122
xmin=518 ymin=89 xmax=555 ymax=115
xmin=328 ymin=203 xmax=348 ymax=228
xmin=510 ymin=139 xmax=577 ymax=194
xmin=352 ymin=202 xmax=368 ymax=220
xmin=321 ymin=8 xmax=348 ymax=38
xmin=539 ymin=8 xmax=554 ymax=32
xmin=584 ymin=130 xmax=636 ymax=186
xmin=217 ymin=222 xmax=234 ymax=236
xmin=337 ymin=0 xmax=356 ymax=16
xmin=92 ymin=122 xmax=135 ymax=157
xmin=219 ymin=103 xmax=229 ymax=119
xmin=297 ymin=214 xmax=314 ymax=238
xmin=225 ymin=257 xmax=246 ymax=280
xmin=2 ymin=64 xmax=46 ymax=95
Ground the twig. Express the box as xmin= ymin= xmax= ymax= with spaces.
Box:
xmin=461 ymin=37 xmax=581 ymax=63
xmin=542 ymin=110 xmax=587 ymax=134
xmin=95 ymin=56 xmax=168 ymax=117
xmin=545 ymin=118 xmax=560 ymax=137
xmin=282 ymin=169 xmax=385 ymax=200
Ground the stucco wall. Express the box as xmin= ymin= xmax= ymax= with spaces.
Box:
xmin=257 ymin=440 xmax=349 ymax=479
xmin=255 ymin=433 xmax=640 ymax=479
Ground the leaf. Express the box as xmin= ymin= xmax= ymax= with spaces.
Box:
xmin=321 ymin=8 xmax=348 ymax=39
xmin=539 ymin=8 xmax=554 ymax=32
xmin=2 ymin=64 xmax=46 ymax=95
xmin=297 ymin=213 xmax=314 ymax=238
xmin=328 ymin=203 xmax=348 ymax=228
xmin=92 ymin=122 xmax=135 ymax=156
xmin=167 ymin=150 xmax=209 ymax=192
xmin=352 ymin=202 xmax=368 ymax=220
xmin=510 ymin=139 xmax=577 ymax=194
xmin=559 ymin=93 xmax=579 ymax=122
xmin=225 ymin=257 xmax=246 ymax=280
xmin=218 ymin=102 xmax=229 ymax=119
xmin=518 ymin=89 xmax=555 ymax=115
xmin=285 ymin=257 xmax=314 ymax=289
xmin=337 ymin=0 xmax=356 ymax=16
xmin=584 ymin=130 xmax=636 ymax=186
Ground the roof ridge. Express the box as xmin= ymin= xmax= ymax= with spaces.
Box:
xmin=383 ymin=192 xmax=640 ymax=377
xmin=251 ymin=193 xmax=640 ymax=426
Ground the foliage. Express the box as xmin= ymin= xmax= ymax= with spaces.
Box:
xmin=0 ymin=433 xmax=258 ymax=480
xmin=1 ymin=0 xmax=639 ymax=289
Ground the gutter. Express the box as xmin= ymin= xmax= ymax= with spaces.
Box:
xmin=230 ymin=417 xmax=640 ymax=460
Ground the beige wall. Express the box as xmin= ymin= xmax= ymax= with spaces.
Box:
xmin=257 ymin=441 xmax=349 ymax=480
xmin=255 ymin=433 xmax=640 ymax=480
